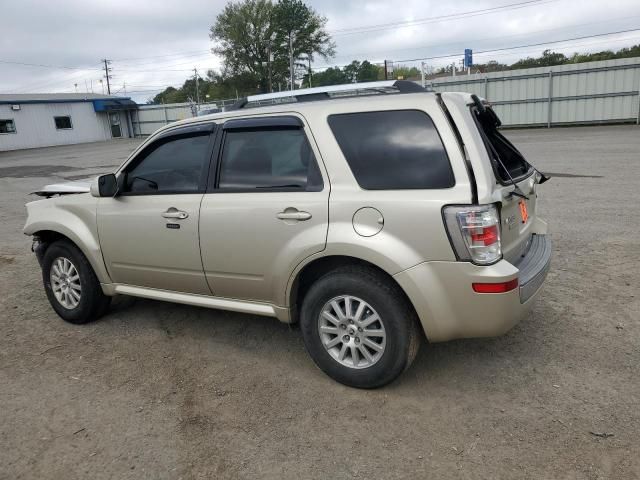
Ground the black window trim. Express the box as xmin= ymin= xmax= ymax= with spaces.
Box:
xmin=0 ymin=118 xmax=17 ymax=134
xmin=118 ymin=123 xmax=217 ymax=197
xmin=327 ymin=108 xmax=456 ymax=191
xmin=222 ymin=115 xmax=303 ymax=131
xmin=207 ymin=116 xmax=325 ymax=194
xmin=54 ymin=115 xmax=73 ymax=130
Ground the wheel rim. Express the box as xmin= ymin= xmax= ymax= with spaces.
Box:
xmin=50 ymin=257 xmax=81 ymax=310
xmin=318 ymin=295 xmax=386 ymax=369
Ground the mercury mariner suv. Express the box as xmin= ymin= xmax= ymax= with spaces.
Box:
xmin=24 ymin=81 xmax=551 ymax=388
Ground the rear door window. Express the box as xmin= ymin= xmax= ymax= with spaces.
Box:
xmin=327 ymin=110 xmax=455 ymax=190
xmin=217 ymin=127 xmax=323 ymax=191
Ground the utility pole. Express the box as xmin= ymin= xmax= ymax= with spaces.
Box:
xmin=267 ymin=42 xmax=273 ymax=93
xmin=308 ymin=56 xmax=312 ymax=88
xmin=193 ymin=67 xmax=200 ymax=105
xmin=289 ymin=34 xmax=295 ymax=91
xmin=384 ymin=60 xmax=388 ymax=80
xmin=102 ymin=59 xmax=112 ymax=95
xmin=421 ymin=62 xmax=426 ymax=88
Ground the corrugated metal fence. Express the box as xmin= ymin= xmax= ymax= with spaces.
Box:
xmin=131 ymin=103 xmax=195 ymax=136
xmin=428 ymin=57 xmax=640 ymax=127
xmin=131 ymin=99 xmax=239 ymax=136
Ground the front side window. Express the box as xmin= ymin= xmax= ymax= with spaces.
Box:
xmin=122 ymin=133 xmax=212 ymax=194
xmin=328 ymin=110 xmax=455 ymax=190
xmin=54 ymin=116 xmax=73 ymax=130
xmin=218 ymin=127 xmax=323 ymax=191
xmin=0 ymin=119 xmax=16 ymax=134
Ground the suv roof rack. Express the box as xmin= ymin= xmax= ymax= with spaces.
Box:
xmin=227 ymin=80 xmax=427 ymax=111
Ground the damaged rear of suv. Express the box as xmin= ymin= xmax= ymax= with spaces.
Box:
xmin=24 ymin=81 xmax=551 ymax=388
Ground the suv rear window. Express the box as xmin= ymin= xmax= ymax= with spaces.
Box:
xmin=472 ymin=105 xmax=532 ymax=183
xmin=328 ymin=110 xmax=455 ymax=190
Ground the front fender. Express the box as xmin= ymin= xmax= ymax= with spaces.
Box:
xmin=24 ymin=195 xmax=111 ymax=284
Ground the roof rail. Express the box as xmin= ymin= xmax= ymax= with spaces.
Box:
xmin=227 ymin=80 xmax=426 ymax=111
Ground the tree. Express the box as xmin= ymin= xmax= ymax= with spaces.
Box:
xmin=209 ymin=0 xmax=334 ymax=92
xmin=209 ymin=0 xmax=273 ymax=92
xmin=272 ymin=0 xmax=334 ymax=89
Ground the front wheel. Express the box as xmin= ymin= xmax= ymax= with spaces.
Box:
xmin=300 ymin=266 xmax=420 ymax=388
xmin=42 ymin=240 xmax=111 ymax=324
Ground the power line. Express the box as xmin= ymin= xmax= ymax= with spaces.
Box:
xmin=111 ymin=50 xmax=210 ymax=61
xmin=393 ymin=27 xmax=640 ymax=63
xmin=0 ymin=59 xmax=102 ymax=71
xmin=329 ymin=0 xmax=555 ymax=36
xmin=329 ymin=14 xmax=640 ymax=61
xmin=308 ymin=28 xmax=640 ymax=71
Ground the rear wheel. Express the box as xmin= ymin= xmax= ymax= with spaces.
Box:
xmin=42 ymin=240 xmax=110 ymax=324
xmin=300 ymin=266 xmax=420 ymax=388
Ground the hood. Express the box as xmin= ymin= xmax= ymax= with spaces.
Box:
xmin=32 ymin=178 xmax=93 ymax=197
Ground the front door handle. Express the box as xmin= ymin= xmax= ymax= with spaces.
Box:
xmin=276 ymin=209 xmax=312 ymax=221
xmin=162 ymin=208 xmax=189 ymax=219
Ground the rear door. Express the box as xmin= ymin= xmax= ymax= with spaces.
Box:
xmin=199 ymin=115 xmax=329 ymax=304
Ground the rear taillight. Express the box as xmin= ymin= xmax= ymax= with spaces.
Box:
xmin=443 ymin=204 xmax=502 ymax=265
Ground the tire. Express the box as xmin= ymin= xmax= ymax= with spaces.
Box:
xmin=300 ymin=265 xmax=420 ymax=388
xmin=42 ymin=240 xmax=111 ymax=324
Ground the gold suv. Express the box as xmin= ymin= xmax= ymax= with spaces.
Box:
xmin=24 ymin=81 xmax=551 ymax=388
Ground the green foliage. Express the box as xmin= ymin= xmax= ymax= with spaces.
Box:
xmin=302 ymin=60 xmax=382 ymax=87
xmin=390 ymin=65 xmax=420 ymax=79
xmin=208 ymin=0 xmax=334 ymax=92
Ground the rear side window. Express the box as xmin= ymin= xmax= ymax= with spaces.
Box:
xmin=328 ymin=110 xmax=454 ymax=190
xmin=218 ymin=128 xmax=323 ymax=191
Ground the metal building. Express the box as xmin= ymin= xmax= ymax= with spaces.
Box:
xmin=0 ymin=93 xmax=138 ymax=151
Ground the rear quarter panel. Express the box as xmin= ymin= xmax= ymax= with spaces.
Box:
xmin=300 ymin=93 xmax=473 ymax=274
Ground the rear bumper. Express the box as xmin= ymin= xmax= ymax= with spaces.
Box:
xmin=515 ymin=234 xmax=552 ymax=303
xmin=394 ymin=234 xmax=551 ymax=342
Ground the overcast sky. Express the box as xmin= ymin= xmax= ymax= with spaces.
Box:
xmin=1 ymin=0 xmax=639 ymax=102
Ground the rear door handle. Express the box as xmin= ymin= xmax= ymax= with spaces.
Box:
xmin=162 ymin=208 xmax=189 ymax=219
xmin=276 ymin=210 xmax=312 ymax=221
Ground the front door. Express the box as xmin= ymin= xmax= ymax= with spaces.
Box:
xmin=98 ymin=124 xmax=215 ymax=294
xmin=109 ymin=112 xmax=122 ymax=138
xmin=199 ymin=116 xmax=329 ymax=303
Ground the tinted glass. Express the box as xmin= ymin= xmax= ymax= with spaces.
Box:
xmin=328 ymin=110 xmax=455 ymax=190
xmin=54 ymin=116 xmax=72 ymax=129
xmin=124 ymin=134 xmax=211 ymax=194
xmin=218 ymin=128 xmax=322 ymax=191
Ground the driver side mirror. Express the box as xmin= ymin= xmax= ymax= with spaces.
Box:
xmin=91 ymin=173 xmax=119 ymax=197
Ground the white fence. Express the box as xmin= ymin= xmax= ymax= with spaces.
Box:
xmin=428 ymin=57 xmax=640 ymax=127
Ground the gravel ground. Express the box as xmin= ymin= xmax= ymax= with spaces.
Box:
xmin=1 ymin=126 xmax=639 ymax=480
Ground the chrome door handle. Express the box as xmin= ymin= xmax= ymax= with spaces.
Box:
xmin=276 ymin=210 xmax=312 ymax=221
xmin=162 ymin=208 xmax=189 ymax=219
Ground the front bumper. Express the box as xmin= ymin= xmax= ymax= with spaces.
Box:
xmin=394 ymin=234 xmax=552 ymax=342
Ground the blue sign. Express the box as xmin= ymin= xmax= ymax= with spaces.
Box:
xmin=464 ymin=49 xmax=473 ymax=68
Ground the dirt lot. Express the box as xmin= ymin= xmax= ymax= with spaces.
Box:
xmin=1 ymin=127 xmax=639 ymax=479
